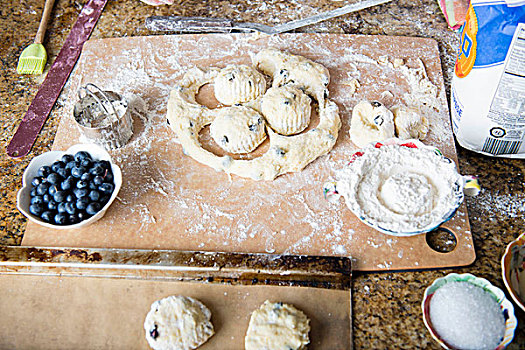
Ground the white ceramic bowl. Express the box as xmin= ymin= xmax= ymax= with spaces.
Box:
xmin=422 ymin=273 xmax=517 ymax=349
xmin=502 ymin=232 xmax=525 ymax=312
xmin=17 ymin=143 xmax=122 ymax=229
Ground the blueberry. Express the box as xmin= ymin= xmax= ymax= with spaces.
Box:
xmin=80 ymin=173 xmax=93 ymax=181
xmin=43 ymin=194 xmax=52 ymax=203
xmin=37 ymin=165 xmax=52 ymax=178
xmin=54 ymin=213 xmax=68 ymax=225
xmin=51 ymin=161 xmax=65 ymax=173
xmin=36 ymin=183 xmax=50 ymax=196
xmin=76 ymin=197 xmax=90 ymax=210
xmin=30 ymin=188 xmax=37 ymax=197
xmin=74 ymin=187 xmax=89 ymax=199
xmin=41 ymin=211 xmax=54 ymax=223
xmin=86 ymin=202 xmax=101 ymax=215
xmin=81 ymin=159 xmax=92 ymax=168
xmin=74 ymin=151 xmax=91 ymax=162
xmin=31 ymin=177 xmax=43 ymax=187
xmin=90 ymin=166 xmax=105 ymax=176
xmin=61 ymin=176 xmax=76 ymax=191
xmin=77 ymin=211 xmax=89 ymax=221
xmin=93 ymin=175 xmax=104 ymax=185
xmin=65 ymin=161 xmax=79 ymax=171
xmin=61 ymin=154 xmax=75 ymax=164
xmin=89 ymin=182 xmax=98 ymax=190
xmin=57 ymin=202 xmax=68 ymax=214
xmin=47 ymin=200 xmax=57 ymax=211
xmin=99 ymin=195 xmax=110 ymax=205
xmin=46 ymin=173 xmax=62 ymax=185
xmin=88 ymin=190 xmax=100 ymax=202
xmin=65 ymin=202 xmax=77 ymax=215
xmin=71 ymin=166 xmax=87 ymax=178
xmin=53 ymin=191 xmax=67 ymax=203
xmin=48 ymin=185 xmax=58 ymax=196
xmin=56 ymin=167 xmax=68 ymax=178
xmin=66 ymin=194 xmax=75 ymax=203
xmin=76 ymin=180 xmax=89 ymax=189
xmin=99 ymin=183 xmax=114 ymax=194
xmin=30 ymin=196 xmax=44 ymax=205
xmin=96 ymin=160 xmax=111 ymax=170
xmin=29 ymin=203 xmax=44 ymax=216
xmin=68 ymin=214 xmax=79 ymax=224
xmin=104 ymin=172 xmax=114 ymax=183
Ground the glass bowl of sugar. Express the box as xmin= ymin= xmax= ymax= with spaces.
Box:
xmin=422 ymin=273 xmax=517 ymax=350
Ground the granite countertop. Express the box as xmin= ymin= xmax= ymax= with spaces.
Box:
xmin=1 ymin=0 xmax=524 ymax=348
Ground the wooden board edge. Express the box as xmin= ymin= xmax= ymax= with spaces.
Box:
xmin=0 ymin=246 xmax=352 ymax=290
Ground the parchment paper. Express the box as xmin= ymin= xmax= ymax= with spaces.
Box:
xmin=0 ymin=274 xmax=351 ymax=349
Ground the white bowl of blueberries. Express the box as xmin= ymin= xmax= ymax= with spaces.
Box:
xmin=17 ymin=144 xmax=122 ymax=229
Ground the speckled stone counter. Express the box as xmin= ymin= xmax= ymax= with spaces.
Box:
xmin=1 ymin=0 xmax=524 ymax=348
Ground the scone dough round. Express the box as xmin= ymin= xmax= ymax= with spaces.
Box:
xmin=245 ymin=300 xmax=310 ymax=350
xmin=210 ymin=106 xmax=266 ymax=154
xmin=391 ymin=105 xmax=430 ymax=140
xmin=261 ymin=86 xmax=312 ymax=135
xmin=167 ymin=50 xmax=341 ymax=181
xmin=214 ymin=65 xmax=267 ymax=105
xmin=144 ymin=295 xmax=214 ymax=350
xmin=253 ymin=48 xmax=330 ymax=103
xmin=349 ymin=100 xmax=395 ymax=148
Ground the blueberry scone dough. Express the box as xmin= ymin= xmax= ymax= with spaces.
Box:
xmin=144 ymin=295 xmax=214 ymax=350
xmin=245 ymin=300 xmax=310 ymax=350
xmin=391 ymin=105 xmax=430 ymax=140
xmin=261 ymin=86 xmax=312 ymax=135
xmin=349 ymin=100 xmax=395 ymax=148
xmin=210 ymin=106 xmax=266 ymax=153
xmin=214 ymin=65 xmax=267 ymax=105
xmin=167 ymin=50 xmax=341 ymax=181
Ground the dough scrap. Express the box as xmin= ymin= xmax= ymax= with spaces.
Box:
xmin=245 ymin=300 xmax=310 ymax=350
xmin=253 ymin=48 xmax=330 ymax=103
xmin=167 ymin=50 xmax=341 ymax=181
xmin=261 ymin=86 xmax=311 ymax=135
xmin=143 ymin=295 xmax=214 ymax=350
xmin=349 ymin=100 xmax=395 ymax=148
xmin=391 ymin=105 xmax=430 ymax=140
xmin=214 ymin=65 xmax=267 ymax=105
xmin=210 ymin=106 xmax=266 ymax=153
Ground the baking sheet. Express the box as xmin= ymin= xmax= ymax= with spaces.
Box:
xmin=21 ymin=33 xmax=475 ymax=271
xmin=0 ymin=274 xmax=351 ymax=349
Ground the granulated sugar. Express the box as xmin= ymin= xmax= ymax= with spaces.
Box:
xmin=429 ymin=281 xmax=505 ymax=350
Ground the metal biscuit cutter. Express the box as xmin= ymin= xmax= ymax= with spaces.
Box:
xmin=73 ymin=83 xmax=133 ymax=150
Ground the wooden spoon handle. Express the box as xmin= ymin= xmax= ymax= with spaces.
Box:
xmin=34 ymin=0 xmax=56 ymax=44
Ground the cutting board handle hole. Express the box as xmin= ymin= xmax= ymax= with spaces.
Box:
xmin=425 ymin=227 xmax=457 ymax=253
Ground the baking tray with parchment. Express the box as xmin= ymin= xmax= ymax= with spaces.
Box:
xmin=0 ymin=248 xmax=352 ymax=349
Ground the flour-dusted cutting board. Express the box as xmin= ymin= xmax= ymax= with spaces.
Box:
xmin=22 ymin=33 xmax=475 ymax=271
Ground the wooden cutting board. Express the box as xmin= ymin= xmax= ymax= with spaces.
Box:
xmin=22 ymin=33 xmax=475 ymax=271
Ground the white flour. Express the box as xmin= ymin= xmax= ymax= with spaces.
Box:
xmin=336 ymin=143 xmax=463 ymax=233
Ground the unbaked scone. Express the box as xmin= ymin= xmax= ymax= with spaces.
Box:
xmin=349 ymin=100 xmax=395 ymax=148
xmin=214 ymin=65 xmax=267 ymax=105
xmin=210 ymin=106 xmax=266 ymax=153
xmin=144 ymin=295 xmax=214 ymax=350
xmin=245 ymin=300 xmax=310 ymax=350
xmin=391 ymin=105 xmax=430 ymax=140
xmin=261 ymin=86 xmax=311 ymax=135
xmin=253 ymin=49 xmax=330 ymax=103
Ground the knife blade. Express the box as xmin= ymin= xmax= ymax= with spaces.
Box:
xmin=7 ymin=0 xmax=108 ymax=158
xmin=146 ymin=0 xmax=394 ymax=34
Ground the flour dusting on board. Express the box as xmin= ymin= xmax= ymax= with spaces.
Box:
xmin=38 ymin=33 xmax=473 ymax=271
